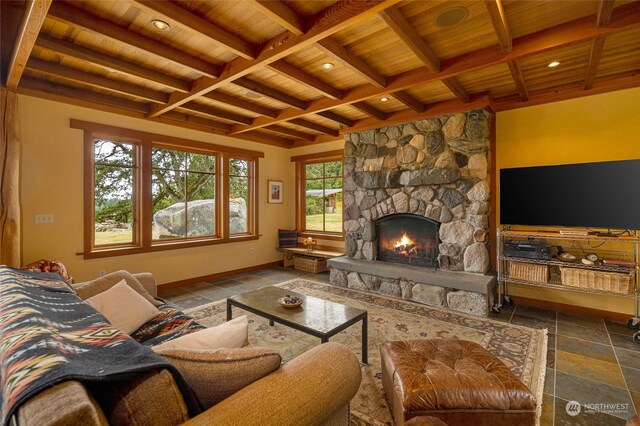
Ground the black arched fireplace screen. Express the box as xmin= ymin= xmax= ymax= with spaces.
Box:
xmin=375 ymin=214 xmax=439 ymax=267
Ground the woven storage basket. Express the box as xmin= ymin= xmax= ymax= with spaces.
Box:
xmin=508 ymin=261 xmax=549 ymax=283
xmin=560 ymin=267 xmax=634 ymax=295
xmin=294 ymin=256 xmax=328 ymax=273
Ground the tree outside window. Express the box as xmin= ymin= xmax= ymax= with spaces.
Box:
xmin=303 ymin=160 xmax=343 ymax=233
xmin=79 ymin=121 xmax=261 ymax=258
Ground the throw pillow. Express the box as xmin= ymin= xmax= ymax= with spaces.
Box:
xmin=85 ymin=280 xmax=160 ymax=334
xmin=278 ymin=229 xmax=298 ymax=247
xmin=155 ymin=346 xmax=281 ymax=408
xmin=152 ymin=316 xmax=248 ymax=351
xmin=73 ymin=270 xmax=162 ymax=307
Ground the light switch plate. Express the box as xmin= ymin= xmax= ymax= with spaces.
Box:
xmin=35 ymin=214 xmax=54 ymax=224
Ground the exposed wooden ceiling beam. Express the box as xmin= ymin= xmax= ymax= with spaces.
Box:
xmin=203 ymin=91 xmax=278 ymax=118
xmin=268 ymin=60 xmax=343 ymax=100
xmin=19 ymin=76 xmax=294 ymax=147
xmin=485 ymin=0 xmax=528 ymax=102
xmin=379 ymin=6 xmax=469 ymax=103
xmin=507 ymin=60 xmax=529 ymax=101
xmin=181 ymin=101 xmax=253 ymax=125
xmin=289 ymin=118 xmax=340 ymax=137
xmin=147 ymin=0 xmax=400 ymax=118
xmin=26 ymin=58 xmax=168 ymax=104
xmin=316 ymin=111 xmax=355 ymax=127
xmin=597 ymin=0 xmax=616 ymax=26
xmin=249 ymin=0 xmax=306 ymax=36
xmin=266 ymin=125 xmax=315 ymax=141
xmin=584 ymin=38 xmax=606 ymax=90
xmin=379 ymin=7 xmax=439 ymax=72
xmin=316 ymin=38 xmax=386 ymax=88
xmin=390 ymin=91 xmax=424 ymax=113
xmin=352 ymin=101 xmax=387 ymax=120
xmin=485 ymin=0 xmax=512 ymax=53
xmin=35 ymin=34 xmax=190 ymax=92
xmin=47 ymin=1 xmax=219 ymax=78
xmin=584 ymin=0 xmax=616 ymax=90
xmin=441 ymin=79 xmax=470 ymax=103
xmin=493 ymin=71 xmax=640 ymax=112
xmin=20 ymin=76 xmax=150 ymax=114
xmin=132 ymin=0 xmax=256 ymax=60
xmin=227 ymin=1 xmax=640 ymax=135
xmin=5 ymin=0 xmax=51 ymax=89
xmin=234 ymin=77 xmax=307 ymax=110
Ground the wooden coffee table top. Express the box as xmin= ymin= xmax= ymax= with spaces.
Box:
xmin=227 ymin=286 xmax=366 ymax=335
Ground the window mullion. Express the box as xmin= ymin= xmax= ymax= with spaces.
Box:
xmin=140 ymin=140 xmax=152 ymax=248
xmin=221 ymin=153 xmax=230 ymax=238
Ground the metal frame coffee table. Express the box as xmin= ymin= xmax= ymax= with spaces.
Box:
xmin=226 ymin=286 xmax=368 ymax=364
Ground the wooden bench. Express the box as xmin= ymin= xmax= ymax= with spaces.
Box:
xmin=277 ymin=246 xmax=344 ymax=273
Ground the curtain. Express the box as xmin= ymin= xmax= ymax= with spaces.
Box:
xmin=0 ymin=88 xmax=20 ymax=267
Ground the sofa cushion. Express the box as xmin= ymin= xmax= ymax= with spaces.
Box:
xmin=86 ymin=280 xmax=160 ymax=334
xmin=156 ymin=346 xmax=281 ymax=408
xmin=153 ymin=316 xmax=248 ymax=351
xmin=74 ymin=270 xmax=162 ymax=307
xmin=17 ymin=380 xmax=108 ymax=426
xmin=89 ymin=369 xmax=190 ymax=426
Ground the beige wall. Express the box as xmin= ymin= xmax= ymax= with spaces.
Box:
xmin=496 ymin=87 xmax=640 ymax=315
xmin=18 ymin=95 xmax=296 ymax=284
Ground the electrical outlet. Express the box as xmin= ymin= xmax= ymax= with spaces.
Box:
xmin=35 ymin=214 xmax=54 ymax=224
xmin=249 ymin=247 xmax=256 ymax=255
xmin=98 ymin=269 xmax=107 ymax=277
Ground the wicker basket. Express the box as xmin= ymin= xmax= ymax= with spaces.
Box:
xmin=508 ymin=261 xmax=549 ymax=283
xmin=560 ymin=267 xmax=634 ymax=295
xmin=294 ymin=256 xmax=328 ymax=273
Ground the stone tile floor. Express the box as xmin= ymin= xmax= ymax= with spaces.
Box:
xmin=159 ymin=267 xmax=640 ymax=425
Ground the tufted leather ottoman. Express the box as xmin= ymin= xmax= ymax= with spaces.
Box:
xmin=380 ymin=339 xmax=537 ymax=426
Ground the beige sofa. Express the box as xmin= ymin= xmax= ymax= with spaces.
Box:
xmin=15 ymin=272 xmax=362 ymax=426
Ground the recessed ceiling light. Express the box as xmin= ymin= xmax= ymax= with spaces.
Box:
xmin=244 ymin=91 xmax=263 ymax=99
xmin=321 ymin=62 xmax=335 ymax=70
xmin=380 ymin=97 xmax=389 ymax=102
xmin=547 ymin=61 xmax=561 ymax=68
xmin=434 ymin=7 xmax=469 ymax=28
xmin=151 ymin=19 xmax=171 ymax=31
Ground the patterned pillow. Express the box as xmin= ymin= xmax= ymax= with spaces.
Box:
xmin=278 ymin=229 xmax=298 ymax=247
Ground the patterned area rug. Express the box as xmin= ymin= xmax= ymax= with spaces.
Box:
xmin=185 ymin=279 xmax=547 ymax=425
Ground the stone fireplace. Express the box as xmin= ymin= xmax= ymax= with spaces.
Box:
xmin=328 ymin=109 xmax=496 ymax=316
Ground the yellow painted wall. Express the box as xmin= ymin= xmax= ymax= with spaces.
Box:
xmin=18 ymin=95 xmax=296 ymax=284
xmin=496 ymin=87 xmax=640 ymax=315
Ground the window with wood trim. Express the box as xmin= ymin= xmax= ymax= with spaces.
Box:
xmin=293 ymin=150 xmax=344 ymax=238
xmin=76 ymin=120 xmax=261 ymax=258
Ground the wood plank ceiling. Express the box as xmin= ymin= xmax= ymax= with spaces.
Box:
xmin=2 ymin=0 xmax=639 ymax=148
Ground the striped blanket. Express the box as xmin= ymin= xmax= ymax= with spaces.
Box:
xmin=0 ymin=267 xmax=199 ymax=425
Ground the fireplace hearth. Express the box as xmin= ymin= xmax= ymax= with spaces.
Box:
xmin=376 ymin=214 xmax=438 ymax=267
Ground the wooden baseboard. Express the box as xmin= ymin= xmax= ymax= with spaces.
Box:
xmin=158 ymin=261 xmax=283 ymax=290
xmin=509 ymin=295 xmax=634 ymax=323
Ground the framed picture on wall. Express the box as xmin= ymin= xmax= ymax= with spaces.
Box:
xmin=268 ymin=180 xmax=283 ymax=204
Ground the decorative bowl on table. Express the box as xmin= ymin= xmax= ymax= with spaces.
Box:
xmin=278 ymin=295 xmax=303 ymax=308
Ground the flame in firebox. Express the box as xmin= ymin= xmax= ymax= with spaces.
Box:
xmin=395 ymin=232 xmax=412 ymax=248
xmin=394 ymin=232 xmax=418 ymax=256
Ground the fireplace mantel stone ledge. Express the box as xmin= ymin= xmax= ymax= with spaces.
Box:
xmin=328 ymin=257 xmax=496 ymax=317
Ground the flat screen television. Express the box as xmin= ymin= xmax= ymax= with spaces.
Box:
xmin=500 ymin=159 xmax=640 ymax=230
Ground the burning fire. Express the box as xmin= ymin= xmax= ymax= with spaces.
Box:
xmin=394 ymin=232 xmax=418 ymax=256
